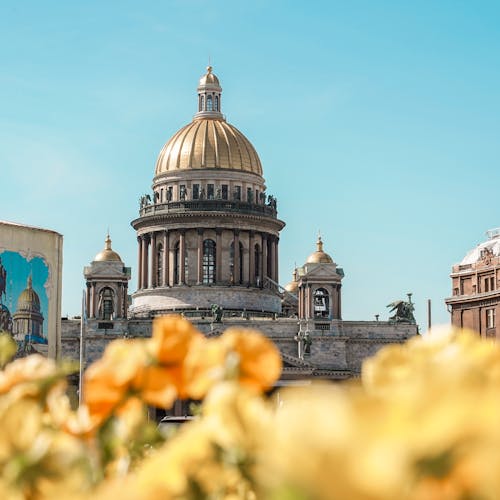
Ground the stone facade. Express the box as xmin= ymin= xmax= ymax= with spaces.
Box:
xmin=446 ymin=228 xmax=500 ymax=338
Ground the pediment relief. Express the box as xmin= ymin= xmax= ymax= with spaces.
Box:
xmin=300 ymin=265 xmax=341 ymax=280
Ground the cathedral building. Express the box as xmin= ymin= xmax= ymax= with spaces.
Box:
xmin=61 ymin=67 xmax=417 ymax=407
xmin=446 ymin=228 xmax=500 ymax=338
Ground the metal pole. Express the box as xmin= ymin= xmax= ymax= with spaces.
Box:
xmin=427 ymin=299 xmax=432 ymax=331
xmin=78 ymin=290 xmax=86 ymax=407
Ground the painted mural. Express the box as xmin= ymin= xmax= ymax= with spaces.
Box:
xmin=0 ymin=250 xmax=49 ymax=348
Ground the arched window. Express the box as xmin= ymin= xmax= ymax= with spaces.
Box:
xmin=203 ymin=239 xmax=216 ymax=284
xmin=254 ymin=244 xmax=261 ymax=285
xmin=229 ymin=241 xmax=244 ymax=284
xmin=207 ymin=95 xmax=213 ymax=111
xmin=157 ymin=244 xmax=163 ymax=286
xmin=98 ymin=287 xmax=115 ymax=320
xmin=313 ymin=288 xmax=330 ymax=318
xmin=215 ymin=95 xmax=219 ymax=111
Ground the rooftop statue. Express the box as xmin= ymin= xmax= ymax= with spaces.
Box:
xmin=387 ymin=294 xmax=415 ymax=324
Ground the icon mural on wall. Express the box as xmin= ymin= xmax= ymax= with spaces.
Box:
xmin=0 ymin=251 xmax=49 ymax=349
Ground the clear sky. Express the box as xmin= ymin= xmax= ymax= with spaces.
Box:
xmin=1 ymin=1 xmax=499 ymax=329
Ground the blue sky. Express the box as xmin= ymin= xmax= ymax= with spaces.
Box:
xmin=1 ymin=1 xmax=499 ymax=328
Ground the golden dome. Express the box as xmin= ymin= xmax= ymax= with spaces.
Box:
xmin=155 ymin=119 xmax=263 ymax=175
xmin=17 ymin=276 xmax=41 ymax=312
xmin=284 ymin=268 xmax=299 ymax=293
xmin=94 ymin=235 xmax=122 ymax=262
xmin=199 ymin=66 xmax=220 ymax=87
xmin=155 ymin=66 xmax=263 ymax=176
xmin=306 ymin=236 xmax=334 ymax=264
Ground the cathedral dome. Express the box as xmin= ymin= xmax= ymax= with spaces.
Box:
xmin=154 ymin=66 xmax=263 ymax=177
xmin=17 ymin=276 xmax=41 ymax=312
xmin=94 ymin=235 xmax=122 ymax=262
xmin=306 ymin=236 xmax=334 ymax=264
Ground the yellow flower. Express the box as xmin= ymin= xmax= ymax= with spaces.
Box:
xmin=83 ymin=339 xmax=149 ymax=425
xmin=184 ymin=328 xmax=282 ymax=399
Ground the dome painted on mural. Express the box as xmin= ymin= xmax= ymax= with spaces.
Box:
xmin=154 ymin=66 xmax=263 ymax=176
xmin=17 ymin=275 xmax=41 ymax=312
xmin=94 ymin=234 xmax=122 ymax=262
xmin=306 ymin=236 xmax=334 ymax=264
xmin=460 ymin=228 xmax=500 ymax=265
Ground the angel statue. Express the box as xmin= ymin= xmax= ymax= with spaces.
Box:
xmin=387 ymin=294 xmax=415 ymax=324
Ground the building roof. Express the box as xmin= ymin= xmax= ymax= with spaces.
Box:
xmin=460 ymin=228 xmax=500 ymax=265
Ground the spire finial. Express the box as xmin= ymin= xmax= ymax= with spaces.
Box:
xmin=316 ymin=231 xmax=323 ymax=252
xmin=104 ymin=232 xmax=112 ymax=250
xmin=27 ymin=273 xmax=32 ymax=289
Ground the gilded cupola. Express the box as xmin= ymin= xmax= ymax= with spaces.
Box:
xmin=154 ymin=66 xmax=263 ymax=176
xmin=94 ymin=234 xmax=122 ymax=262
xmin=306 ymin=236 xmax=334 ymax=264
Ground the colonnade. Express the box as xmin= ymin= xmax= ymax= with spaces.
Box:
xmin=136 ymin=228 xmax=279 ymax=290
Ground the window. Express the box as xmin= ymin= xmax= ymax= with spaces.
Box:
xmin=203 ymin=239 xmax=216 ymax=284
xmin=229 ymin=241 xmax=244 ymax=284
xmin=313 ymin=288 xmax=330 ymax=318
xmin=167 ymin=186 xmax=173 ymax=202
xmin=485 ymin=276 xmax=495 ymax=292
xmin=487 ymin=308 xmax=496 ymax=329
xmin=98 ymin=287 xmax=114 ymax=320
xmin=222 ymin=184 xmax=228 ymax=200
xmin=192 ymin=184 xmax=200 ymax=200
xmin=207 ymin=184 xmax=214 ymax=200
xmin=215 ymin=95 xmax=219 ymax=111
xmin=207 ymin=95 xmax=213 ymax=111
xmin=160 ymin=188 xmax=163 ymax=202
xmin=255 ymin=189 xmax=259 ymax=203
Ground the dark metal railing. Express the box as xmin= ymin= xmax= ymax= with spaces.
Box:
xmin=139 ymin=199 xmax=277 ymax=218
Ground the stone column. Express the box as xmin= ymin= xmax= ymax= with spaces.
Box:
xmin=85 ymin=284 xmax=90 ymax=318
xmin=179 ymin=231 xmax=186 ymax=285
xmin=163 ymin=231 xmax=169 ymax=287
xmin=197 ymin=229 xmax=203 ymax=285
xmin=338 ymin=285 xmax=342 ymax=320
xmin=234 ymin=230 xmax=240 ymax=284
xmin=123 ymin=283 xmax=128 ymax=317
xmin=305 ymin=285 xmax=311 ymax=319
xmin=269 ymin=236 xmax=276 ymax=283
xmin=262 ymin=234 xmax=268 ymax=283
xmin=116 ymin=284 xmax=122 ymax=319
xmin=89 ymin=283 xmax=95 ymax=318
xmin=137 ymin=236 xmax=142 ymax=291
xmin=275 ymin=237 xmax=279 ymax=285
xmin=151 ymin=232 xmax=157 ymax=288
xmin=248 ymin=231 xmax=255 ymax=286
xmin=141 ymin=235 xmax=149 ymax=289
xmin=216 ymin=229 xmax=222 ymax=283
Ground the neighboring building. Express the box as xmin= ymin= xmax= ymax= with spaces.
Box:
xmin=61 ymin=67 xmax=417 ymax=413
xmin=446 ymin=228 xmax=500 ymax=338
xmin=0 ymin=220 xmax=63 ymax=358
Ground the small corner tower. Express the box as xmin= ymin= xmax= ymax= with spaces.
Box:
xmin=296 ymin=235 xmax=344 ymax=322
xmin=84 ymin=234 xmax=131 ymax=330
